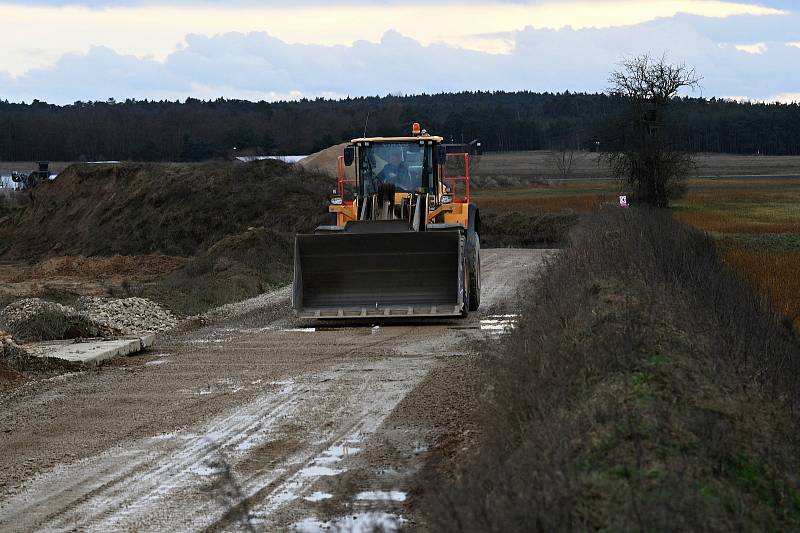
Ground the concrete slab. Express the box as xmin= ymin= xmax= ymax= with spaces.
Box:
xmin=25 ymin=335 xmax=156 ymax=364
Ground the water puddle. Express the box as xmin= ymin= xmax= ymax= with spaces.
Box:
xmin=273 ymin=489 xmax=299 ymax=504
xmin=149 ymin=433 xmax=177 ymax=441
xmin=44 ymin=371 xmax=85 ymax=383
xmin=270 ymin=379 xmax=295 ymax=394
xmin=303 ymin=492 xmax=333 ymax=502
xmin=355 ymin=490 xmax=407 ymax=502
xmin=480 ymin=314 xmax=519 ymax=335
xmin=187 ymin=463 xmax=222 ymax=477
xmin=313 ymin=441 xmax=361 ymax=465
xmin=299 ymin=465 xmax=342 ymax=477
xmin=293 ymin=512 xmax=406 ymax=532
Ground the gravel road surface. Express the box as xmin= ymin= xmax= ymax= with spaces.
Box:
xmin=0 ymin=249 xmax=550 ymax=532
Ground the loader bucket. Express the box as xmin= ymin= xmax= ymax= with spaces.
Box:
xmin=293 ymin=230 xmax=465 ymax=318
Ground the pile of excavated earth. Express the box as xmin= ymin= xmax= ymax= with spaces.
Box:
xmin=77 ymin=297 xmax=177 ymax=335
xmin=1 ymin=299 xmax=78 ymax=328
xmin=0 ymin=297 xmax=177 ymax=339
xmin=0 ymin=159 xmax=334 ymax=316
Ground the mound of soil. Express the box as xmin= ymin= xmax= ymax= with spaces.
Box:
xmin=77 ymin=296 xmax=178 ymax=335
xmin=1 ymin=298 xmax=106 ymax=341
xmin=0 ymin=160 xmax=334 ymax=259
xmin=30 ymin=255 xmax=187 ymax=280
xmin=158 ymin=228 xmax=294 ymax=315
xmin=299 ymin=143 xmax=348 ymax=177
xmin=0 ymin=330 xmax=83 ymax=389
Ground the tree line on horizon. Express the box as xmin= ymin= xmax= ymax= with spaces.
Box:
xmin=0 ymin=91 xmax=798 ymax=162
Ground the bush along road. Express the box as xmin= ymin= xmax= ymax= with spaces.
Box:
xmin=421 ymin=207 xmax=800 ymax=532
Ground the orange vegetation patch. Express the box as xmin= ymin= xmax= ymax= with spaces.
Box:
xmin=674 ymin=211 xmax=800 ymax=234
xmin=681 ymin=190 xmax=800 ymax=205
xmin=476 ymin=193 xmax=613 ymax=214
xmin=688 ymin=177 xmax=800 ymax=188
xmin=29 ymin=255 xmax=188 ymax=280
xmin=723 ymin=245 xmax=800 ymax=329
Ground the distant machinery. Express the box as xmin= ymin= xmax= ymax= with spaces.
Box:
xmin=11 ymin=161 xmax=50 ymax=191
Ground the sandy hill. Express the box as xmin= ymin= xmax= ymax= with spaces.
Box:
xmin=299 ymin=143 xmax=348 ymax=177
xmin=0 ymin=160 xmax=334 ymax=260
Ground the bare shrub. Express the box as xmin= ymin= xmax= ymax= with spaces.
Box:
xmin=547 ymin=146 xmax=575 ymax=176
xmin=606 ymin=54 xmax=702 ymax=207
xmin=3 ymin=310 xmax=100 ymax=342
xmin=422 ymin=207 xmax=800 ymax=531
xmin=480 ymin=210 xmax=578 ymax=248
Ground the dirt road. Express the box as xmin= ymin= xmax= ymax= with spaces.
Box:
xmin=0 ymin=249 xmax=549 ymax=532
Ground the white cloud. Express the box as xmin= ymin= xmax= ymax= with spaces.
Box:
xmin=787 ymin=41 xmax=800 ymax=48
xmin=734 ymin=42 xmax=768 ymax=53
xmin=2 ymin=9 xmax=799 ymax=104
xmin=0 ymin=1 xmax=787 ymax=76
xmin=768 ymin=92 xmax=800 ymax=103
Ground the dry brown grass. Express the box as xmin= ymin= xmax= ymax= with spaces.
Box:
xmin=675 ymin=211 xmax=800 ymax=234
xmin=477 ymin=174 xmax=800 ymax=334
xmin=476 ymin=193 xmax=613 ymax=214
xmin=473 ymin=179 xmax=621 ymax=214
xmin=474 ymin=151 xmax=800 ymax=184
xmin=723 ymin=246 xmax=800 ymax=329
xmin=673 ymin=177 xmax=800 ymax=331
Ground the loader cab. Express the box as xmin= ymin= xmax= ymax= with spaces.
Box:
xmin=357 ymin=141 xmax=435 ymax=195
xmin=332 ymin=124 xmax=472 ymax=231
xmin=347 ymin=136 xmax=444 ymax=196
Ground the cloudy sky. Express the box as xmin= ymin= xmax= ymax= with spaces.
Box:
xmin=2 ymin=0 xmax=798 ymax=104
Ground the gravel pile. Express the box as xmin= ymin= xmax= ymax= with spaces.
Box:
xmin=77 ymin=297 xmax=178 ymax=335
xmin=0 ymin=298 xmax=82 ymax=329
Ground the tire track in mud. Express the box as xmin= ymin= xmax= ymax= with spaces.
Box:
xmin=0 ymin=249 xmax=550 ymax=532
xmin=0 ymin=330 xmax=438 ymax=532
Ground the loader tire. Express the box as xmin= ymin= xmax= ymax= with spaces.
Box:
xmin=468 ymin=233 xmax=481 ymax=311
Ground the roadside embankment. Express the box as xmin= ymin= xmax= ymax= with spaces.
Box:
xmin=421 ymin=207 xmax=800 ymax=531
xmin=0 ymin=160 xmax=332 ymax=259
xmin=0 ymin=160 xmax=333 ymax=315
xmin=479 ymin=210 xmax=578 ymax=248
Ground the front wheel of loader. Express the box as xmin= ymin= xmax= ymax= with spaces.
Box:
xmin=468 ymin=233 xmax=481 ymax=311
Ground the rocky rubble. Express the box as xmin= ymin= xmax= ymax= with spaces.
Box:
xmin=0 ymin=296 xmax=178 ymax=340
xmin=77 ymin=297 xmax=178 ymax=336
xmin=0 ymin=298 xmax=83 ymax=329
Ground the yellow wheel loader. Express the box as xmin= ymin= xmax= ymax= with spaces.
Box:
xmin=292 ymin=123 xmax=481 ymax=319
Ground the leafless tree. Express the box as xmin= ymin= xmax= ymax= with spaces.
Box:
xmin=606 ymin=54 xmax=702 ymax=207
xmin=547 ymin=145 xmax=575 ymax=176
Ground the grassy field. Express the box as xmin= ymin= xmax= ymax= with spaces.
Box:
xmin=473 ymin=163 xmax=800 ymax=329
xmin=474 ymin=151 xmax=800 ymax=184
xmin=673 ymin=177 xmax=800 ymax=329
xmin=473 ymin=179 xmax=620 ymax=213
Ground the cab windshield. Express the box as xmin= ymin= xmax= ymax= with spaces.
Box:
xmin=359 ymin=142 xmax=432 ymax=194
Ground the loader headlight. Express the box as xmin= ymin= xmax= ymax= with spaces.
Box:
xmin=330 ymin=196 xmax=343 ymax=205
xmin=440 ymin=195 xmax=452 ymax=204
